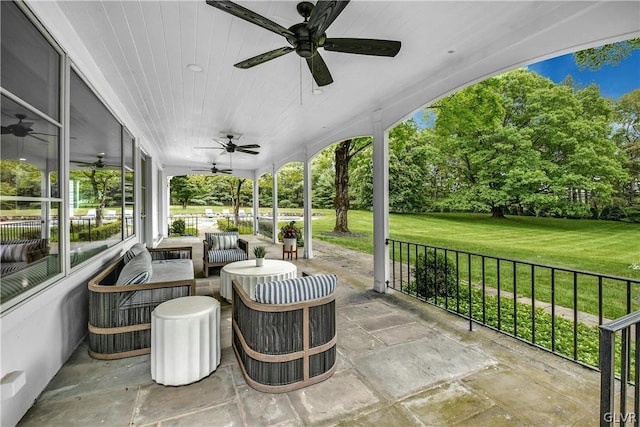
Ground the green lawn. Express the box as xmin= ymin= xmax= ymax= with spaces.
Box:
xmin=310 ymin=210 xmax=640 ymax=280
xmin=309 ymin=210 xmax=640 ymax=320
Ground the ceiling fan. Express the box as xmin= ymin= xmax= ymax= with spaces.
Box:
xmin=206 ymin=0 xmax=401 ymax=86
xmin=195 ymin=134 xmax=260 ymax=155
xmin=192 ymin=162 xmax=233 ymax=175
xmin=71 ymin=153 xmax=117 ymax=169
xmin=1 ymin=114 xmax=55 ymax=143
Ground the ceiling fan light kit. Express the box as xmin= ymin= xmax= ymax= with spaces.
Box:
xmin=206 ymin=0 xmax=401 ymax=87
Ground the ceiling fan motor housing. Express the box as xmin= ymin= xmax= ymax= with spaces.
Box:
xmin=288 ymin=23 xmax=317 ymax=58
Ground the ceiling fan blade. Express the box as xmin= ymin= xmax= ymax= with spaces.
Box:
xmin=306 ymin=53 xmax=333 ymax=87
xmin=238 ymin=144 xmax=260 ymax=149
xmin=234 ymin=47 xmax=294 ymax=69
xmin=323 ymin=38 xmax=401 ymax=57
xmin=1 ymin=126 xmax=12 ymax=134
xmin=307 ymin=1 xmax=350 ymax=37
xmin=27 ymin=134 xmax=49 ymax=144
xmin=236 ymin=148 xmax=260 ymax=155
xmin=194 ymin=146 xmax=222 ymax=150
xmin=219 ymin=170 xmax=232 ymax=174
xmin=192 ymin=169 xmax=212 ymax=172
xmin=206 ymin=0 xmax=294 ymax=38
xmin=70 ymin=161 xmax=94 ymax=166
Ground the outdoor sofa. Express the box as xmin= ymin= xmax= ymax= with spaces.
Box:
xmin=88 ymin=243 xmax=196 ymax=359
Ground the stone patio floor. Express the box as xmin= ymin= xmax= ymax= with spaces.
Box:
xmin=19 ymin=234 xmax=601 ymax=426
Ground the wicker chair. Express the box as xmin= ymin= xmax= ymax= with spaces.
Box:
xmin=88 ymin=246 xmax=196 ymax=359
xmin=202 ymin=231 xmax=248 ymax=277
xmin=231 ymin=273 xmax=337 ymax=393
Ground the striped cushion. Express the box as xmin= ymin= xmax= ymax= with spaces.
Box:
xmin=216 ymin=234 xmax=238 ymax=250
xmin=205 ymin=232 xmax=239 ymax=249
xmin=208 ymin=248 xmax=248 ymax=263
xmin=123 ymin=243 xmax=147 ymax=264
xmin=116 ymin=251 xmax=152 ymax=285
xmin=0 ymin=239 xmax=48 ymax=263
xmin=255 ymin=274 xmax=337 ymax=304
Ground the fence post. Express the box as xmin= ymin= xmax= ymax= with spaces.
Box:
xmin=599 ymin=327 xmax=615 ymax=427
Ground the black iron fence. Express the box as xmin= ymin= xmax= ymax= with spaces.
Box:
xmin=166 ymin=214 xmax=253 ymax=236
xmin=599 ymin=311 xmax=640 ymax=426
xmin=1 ymin=218 xmax=131 ymax=242
xmin=387 ymin=238 xmax=640 ymax=370
xmin=0 ymin=220 xmax=42 ymax=241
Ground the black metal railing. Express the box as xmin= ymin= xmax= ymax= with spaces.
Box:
xmin=387 ymin=238 xmax=640 ymax=370
xmin=599 ymin=311 xmax=640 ymax=426
xmin=168 ymin=215 xmax=200 ymax=236
xmin=0 ymin=220 xmax=42 ymax=241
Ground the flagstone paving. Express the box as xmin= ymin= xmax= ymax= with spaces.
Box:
xmin=19 ymin=235 xmax=601 ymax=426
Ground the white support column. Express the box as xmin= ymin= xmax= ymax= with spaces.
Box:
xmin=372 ymin=110 xmax=390 ymax=293
xmin=252 ymin=171 xmax=259 ymax=235
xmin=303 ymin=150 xmax=313 ymax=259
xmin=271 ymin=164 xmax=279 ymax=244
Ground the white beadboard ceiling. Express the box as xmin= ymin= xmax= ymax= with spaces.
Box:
xmin=25 ymin=1 xmax=640 ymax=178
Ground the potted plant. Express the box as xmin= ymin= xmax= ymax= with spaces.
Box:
xmin=280 ymin=221 xmax=302 ymax=251
xmin=253 ymin=245 xmax=267 ymax=267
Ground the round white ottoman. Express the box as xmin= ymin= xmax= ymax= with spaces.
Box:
xmin=151 ymin=296 xmax=221 ymax=386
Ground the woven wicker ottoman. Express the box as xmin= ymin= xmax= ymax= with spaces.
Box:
xmin=151 ymin=296 xmax=221 ymax=385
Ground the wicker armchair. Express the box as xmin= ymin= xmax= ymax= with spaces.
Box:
xmin=203 ymin=231 xmax=248 ymax=277
xmin=231 ymin=273 xmax=337 ymax=392
xmin=88 ymin=246 xmax=195 ymax=359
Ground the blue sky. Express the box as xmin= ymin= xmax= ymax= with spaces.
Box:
xmin=527 ymin=49 xmax=640 ymax=100
xmin=414 ymin=48 xmax=640 ymax=125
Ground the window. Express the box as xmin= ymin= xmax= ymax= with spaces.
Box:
xmin=1 ymin=1 xmax=62 ymax=309
xmin=69 ymin=70 xmax=123 ymax=266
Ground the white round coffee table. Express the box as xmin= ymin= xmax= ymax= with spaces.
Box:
xmin=220 ymin=259 xmax=297 ymax=301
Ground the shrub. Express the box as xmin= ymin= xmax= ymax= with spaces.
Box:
xmin=76 ymin=221 xmax=122 ymax=241
xmin=409 ymin=250 xmax=457 ymax=299
xmin=171 ymin=219 xmax=186 ymax=235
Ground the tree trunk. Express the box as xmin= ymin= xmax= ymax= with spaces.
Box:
xmin=491 ymin=206 xmax=505 ymax=219
xmin=230 ymin=178 xmax=245 ymax=225
xmin=333 ymin=140 xmax=351 ymax=233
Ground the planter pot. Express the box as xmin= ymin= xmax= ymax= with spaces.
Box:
xmin=256 ymin=257 xmax=264 ymax=267
xmin=283 ymin=238 xmax=297 ymax=252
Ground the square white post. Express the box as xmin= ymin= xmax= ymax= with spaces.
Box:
xmin=372 ymin=111 xmax=389 ymax=293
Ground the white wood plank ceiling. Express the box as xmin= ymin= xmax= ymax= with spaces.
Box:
xmin=25 ymin=1 xmax=640 ymax=177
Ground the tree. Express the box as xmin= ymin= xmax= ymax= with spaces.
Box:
xmin=312 ymin=150 xmax=335 ymax=209
xmin=277 ymin=163 xmax=304 ymax=208
xmin=388 ymin=121 xmax=435 ymax=213
xmin=613 ymin=89 xmax=640 ymax=206
xmin=574 ymin=38 xmax=640 ymax=71
xmin=77 ymin=169 xmax=120 ymax=226
xmin=333 ymin=138 xmax=372 ymax=233
xmin=433 ymin=69 xmax=627 ymax=218
xmin=170 ymin=176 xmax=198 ymax=208
xmin=221 ymin=177 xmax=247 ymax=224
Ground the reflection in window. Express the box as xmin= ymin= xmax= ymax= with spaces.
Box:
xmin=69 ymin=70 xmax=123 ymax=265
xmin=1 ymin=1 xmax=62 ymax=310
xmin=1 ymin=1 xmax=60 ymax=120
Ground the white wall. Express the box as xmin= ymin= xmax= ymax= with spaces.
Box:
xmin=0 ymin=247 xmax=122 ymax=426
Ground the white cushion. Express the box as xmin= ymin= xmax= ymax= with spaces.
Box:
xmin=117 ymin=250 xmax=152 ymax=285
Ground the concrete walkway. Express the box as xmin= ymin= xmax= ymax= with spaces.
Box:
xmin=19 ymin=235 xmax=601 ymax=426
